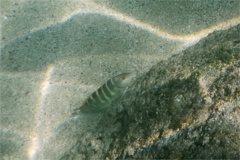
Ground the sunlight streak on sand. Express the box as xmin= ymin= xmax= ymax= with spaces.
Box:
xmin=26 ymin=1 xmax=240 ymax=51
xmin=180 ymin=17 xmax=240 ymax=49
xmin=28 ymin=64 xmax=54 ymax=160
xmin=59 ymin=2 xmax=184 ymax=41
xmin=10 ymin=1 xmax=239 ymax=52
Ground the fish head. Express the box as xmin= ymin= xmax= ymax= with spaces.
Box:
xmin=115 ymin=73 xmax=134 ymax=88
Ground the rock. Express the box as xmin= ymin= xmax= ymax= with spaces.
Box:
xmin=61 ymin=25 xmax=240 ymax=159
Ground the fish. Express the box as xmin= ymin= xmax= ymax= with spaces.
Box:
xmin=73 ymin=73 xmax=133 ymax=114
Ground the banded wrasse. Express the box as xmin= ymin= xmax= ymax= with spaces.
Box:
xmin=73 ymin=73 xmax=133 ymax=114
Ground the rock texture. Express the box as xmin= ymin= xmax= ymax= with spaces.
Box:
xmin=62 ymin=25 xmax=240 ymax=159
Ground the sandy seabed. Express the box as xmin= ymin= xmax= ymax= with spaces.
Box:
xmin=1 ymin=0 xmax=240 ymax=159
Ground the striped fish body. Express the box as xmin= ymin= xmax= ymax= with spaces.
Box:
xmin=75 ymin=73 xmax=133 ymax=114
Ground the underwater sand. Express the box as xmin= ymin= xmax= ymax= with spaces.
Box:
xmin=0 ymin=0 xmax=240 ymax=159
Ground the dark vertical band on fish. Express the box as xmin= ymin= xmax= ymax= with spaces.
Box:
xmin=73 ymin=73 xmax=133 ymax=114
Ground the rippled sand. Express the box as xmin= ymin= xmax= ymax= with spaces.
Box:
xmin=1 ymin=0 xmax=240 ymax=159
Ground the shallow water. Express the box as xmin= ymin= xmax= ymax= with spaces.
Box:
xmin=1 ymin=0 xmax=240 ymax=159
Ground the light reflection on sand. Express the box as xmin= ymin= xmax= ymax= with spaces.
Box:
xmin=59 ymin=2 xmax=240 ymax=49
xmin=12 ymin=1 xmax=240 ymax=51
xmin=26 ymin=63 xmax=97 ymax=159
xmin=28 ymin=64 xmax=54 ymax=160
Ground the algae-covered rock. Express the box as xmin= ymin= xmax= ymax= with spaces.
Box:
xmin=61 ymin=25 xmax=240 ymax=159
